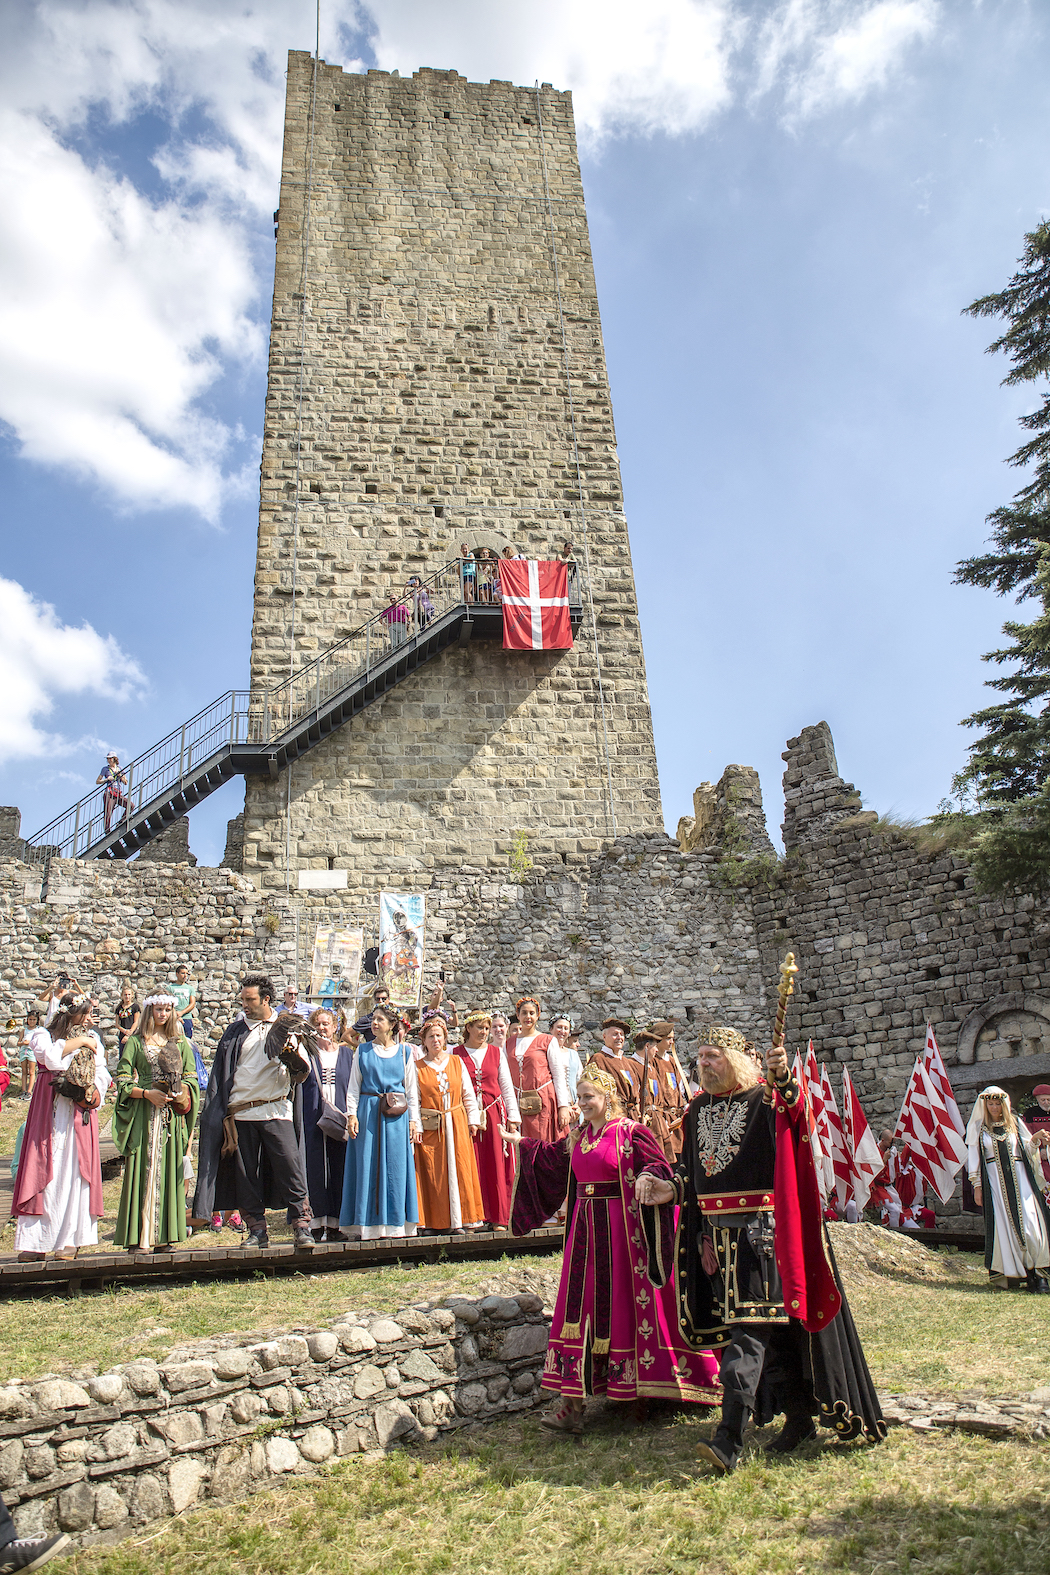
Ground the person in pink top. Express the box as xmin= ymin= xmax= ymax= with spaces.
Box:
xmin=502 ymin=1066 xmax=720 ymax=1434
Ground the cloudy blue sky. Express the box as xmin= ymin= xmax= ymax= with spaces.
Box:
xmin=1 ymin=0 xmax=1047 ymax=865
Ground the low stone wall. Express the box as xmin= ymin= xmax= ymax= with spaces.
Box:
xmin=0 ymin=1292 xmax=551 ymax=1550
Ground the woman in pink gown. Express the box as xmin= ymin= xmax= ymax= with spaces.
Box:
xmin=504 ymin=1066 xmax=720 ymax=1433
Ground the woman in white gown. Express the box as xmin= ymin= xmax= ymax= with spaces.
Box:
xmin=12 ymin=994 xmax=110 ymax=1260
xmin=967 ymin=1085 xmax=1050 ymax=1293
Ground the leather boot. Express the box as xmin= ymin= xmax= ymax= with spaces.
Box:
xmin=697 ymin=1394 xmax=751 ymax=1476
xmin=765 ymin=1410 xmax=818 ymax=1453
xmin=1026 ymin=1269 xmax=1050 ymax=1294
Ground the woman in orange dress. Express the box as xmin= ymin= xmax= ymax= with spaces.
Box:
xmin=505 ymin=997 xmax=571 ymax=1144
xmin=413 ymin=1017 xmax=485 ymax=1233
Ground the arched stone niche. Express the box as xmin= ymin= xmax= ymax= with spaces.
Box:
xmin=956 ymin=993 xmax=1050 ymax=1064
xmin=954 ymin=993 xmax=1050 ymax=1095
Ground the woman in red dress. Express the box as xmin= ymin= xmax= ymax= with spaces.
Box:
xmin=453 ymin=1011 xmax=520 ymax=1229
xmin=505 ymin=997 xmax=570 ymax=1143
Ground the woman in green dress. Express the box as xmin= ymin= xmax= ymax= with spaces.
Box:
xmin=113 ymin=995 xmax=199 ymax=1252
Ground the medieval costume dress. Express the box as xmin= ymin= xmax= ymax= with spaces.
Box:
xmin=414 ymin=1050 xmax=485 ymax=1232
xmin=664 ymin=1055 xmax=884 ymax=1454
xmin=635 ymin=1047 xmax=688 ymax=1162
xmin=302 ymin=1040 xmax=354 ymax=1234
xmin=12 ymin=1029 xmax=110 ymax=1256
xmin=453 ymin=1039 xmax=520 ymax=1228
xmin=512 ymin=1117 xmax=720 ymax=1405
xmin=340 ymin=1041 xmax=420 ymax=1239
xmin=967 ymin=1087 xmax=1050 ymax=1290
xmin=506 ymin=1029 xmax=568 ymax=1142
xmin=586 ymin=1049 xmax=642 ymax=1123
xmin=1023 ymin=1086 xmax=1050 ymax=1190
xmin=112 ymin=1033 xmax=199 ymax=1250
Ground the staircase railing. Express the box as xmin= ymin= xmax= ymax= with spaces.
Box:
xmin=25 ymin=559 xmax=581 ymax=861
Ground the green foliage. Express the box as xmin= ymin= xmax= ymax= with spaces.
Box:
xmin=712 ymin=850 xmax=782 ymax=894
xmin=957 ymin=219 xmax=1050 ymax=601
xmin=952 ymin=221 xmax=1050 ymax=893
xmin=965 ymin=780 xmax=1050 ymax=895
xmin=508 ymin=829 xmax=532 ymax=884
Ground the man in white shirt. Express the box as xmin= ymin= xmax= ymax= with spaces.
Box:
xmin=192 ymin=972 xmax=314 ymax=1250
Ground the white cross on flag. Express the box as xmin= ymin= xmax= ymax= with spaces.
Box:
xmin=841 ymin=1071 xmax=884 ymax=1211
xmin=498 ymin=560 xmax=573 ymax=650
xmin=892 ymin=1025 xmax=967 ymax=1204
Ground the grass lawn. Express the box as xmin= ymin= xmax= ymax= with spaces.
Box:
xmin=62 ymin=1408 xmax=1049 ymax=1575
xmin=1 ymin=1220 xmax=1046 ymax=1401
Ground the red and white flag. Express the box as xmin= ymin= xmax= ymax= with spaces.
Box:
xmin=804 ymin=1044 xmax=836 ymax=1202
xmin=820 ymin=1064 xmax=852 ymax=1209
xmin=892 ymin=1027 xmax=967 ymax=1204
xmin=792 ymin=1046 xmax=832 ymax=1202
xmin=841 ymin=1071 xmax=884 ymax=1211
xmin=922 ymin=1023 xmax=966 ymax=1138
xmin=498 ymin=560 xmax=573 ymax=650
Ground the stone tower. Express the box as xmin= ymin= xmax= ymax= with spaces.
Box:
xmin=244 ymin=55 xmax=662 ymax=892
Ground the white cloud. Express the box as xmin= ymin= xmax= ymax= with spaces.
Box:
xmin=752 ymin=0 xmax=940 ymax=120
xmin=0 ymin=0 xmax=942 ymax=520
xmin=0 ymin=578 xmax=147 ymax=760
xmin=360 ymin=0 xmax=742 ymax=145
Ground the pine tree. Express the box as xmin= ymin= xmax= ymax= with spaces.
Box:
xmin=953 ymin=221 xmax=1050 ymax=893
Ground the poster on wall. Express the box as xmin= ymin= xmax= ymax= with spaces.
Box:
xmin=378 ymin=892 xmax=426 ymax=1008
xmin=308 ymin=926 xmax=364 ymax=1002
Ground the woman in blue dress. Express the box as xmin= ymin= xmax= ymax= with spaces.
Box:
xmin=340 ymin=1004 xmax=421 ymax=1239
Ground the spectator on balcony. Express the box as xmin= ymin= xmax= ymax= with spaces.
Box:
xmin=407 ymin=575 xmax=434 ymax=631
xmin=459 ymin=544 xmax=477 ymax=602
xmin=476 ymin=548 xmax=498 ymax=604
xmin=381 ymin=592 xmax=410 ymax=648
xmin=97 ymin=753 xmax=133 ymax=832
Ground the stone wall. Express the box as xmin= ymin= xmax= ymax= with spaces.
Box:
xmin=0 ymin=1292 xmax=551 ymax=1549
xmin=243 ymin=57 xmax=663 ymax=893
xmin=2 ymin=721 xmax=1045 ymax=1150
xmin=131 ymin=818 xmax=196 ymax=867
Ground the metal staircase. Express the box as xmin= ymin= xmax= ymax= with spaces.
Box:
xmin=25 ymin=560 xmax=582 ymax=863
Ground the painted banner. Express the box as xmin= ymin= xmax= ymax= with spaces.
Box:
xmin=308 ymin=926 xmax=364 ymax=1002
xmin=378 ymin=892 xmax=426 ymax=1008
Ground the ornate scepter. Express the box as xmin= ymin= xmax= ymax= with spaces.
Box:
xmin=772 ymin=952 xmax=799 ymax=1052
xmin=764 ymin=952 xmax=798 ymax=1101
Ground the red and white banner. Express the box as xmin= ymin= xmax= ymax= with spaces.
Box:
xmin=804 ymin=1043 xmax=836 ymax=1203
xmin=498 ymin=560 xmax=573 ymax=650
xmin=820 ymin=1064 xmax=852 ymax=1209
xmin=841 ymin=1071 xmax=884 ymax=1211
xmin=892 ymin=1026 xmax=967 ymax=1204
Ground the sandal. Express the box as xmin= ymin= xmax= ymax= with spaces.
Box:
xmin=539 ymin=1401 xmax=584 ymax=1436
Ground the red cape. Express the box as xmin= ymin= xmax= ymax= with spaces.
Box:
xmin=773 ymin=1085 xmax=842 ymax=1334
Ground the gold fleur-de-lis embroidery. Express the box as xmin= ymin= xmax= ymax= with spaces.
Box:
xmin=636 ymin=1287 xmax=651 ymax=1308
xmin=639 ymin=1349 xmax=655 ymax=1369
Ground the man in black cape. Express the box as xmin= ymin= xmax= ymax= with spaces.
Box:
xmin=637 ymin=1024 xmax=884 ymax=1474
